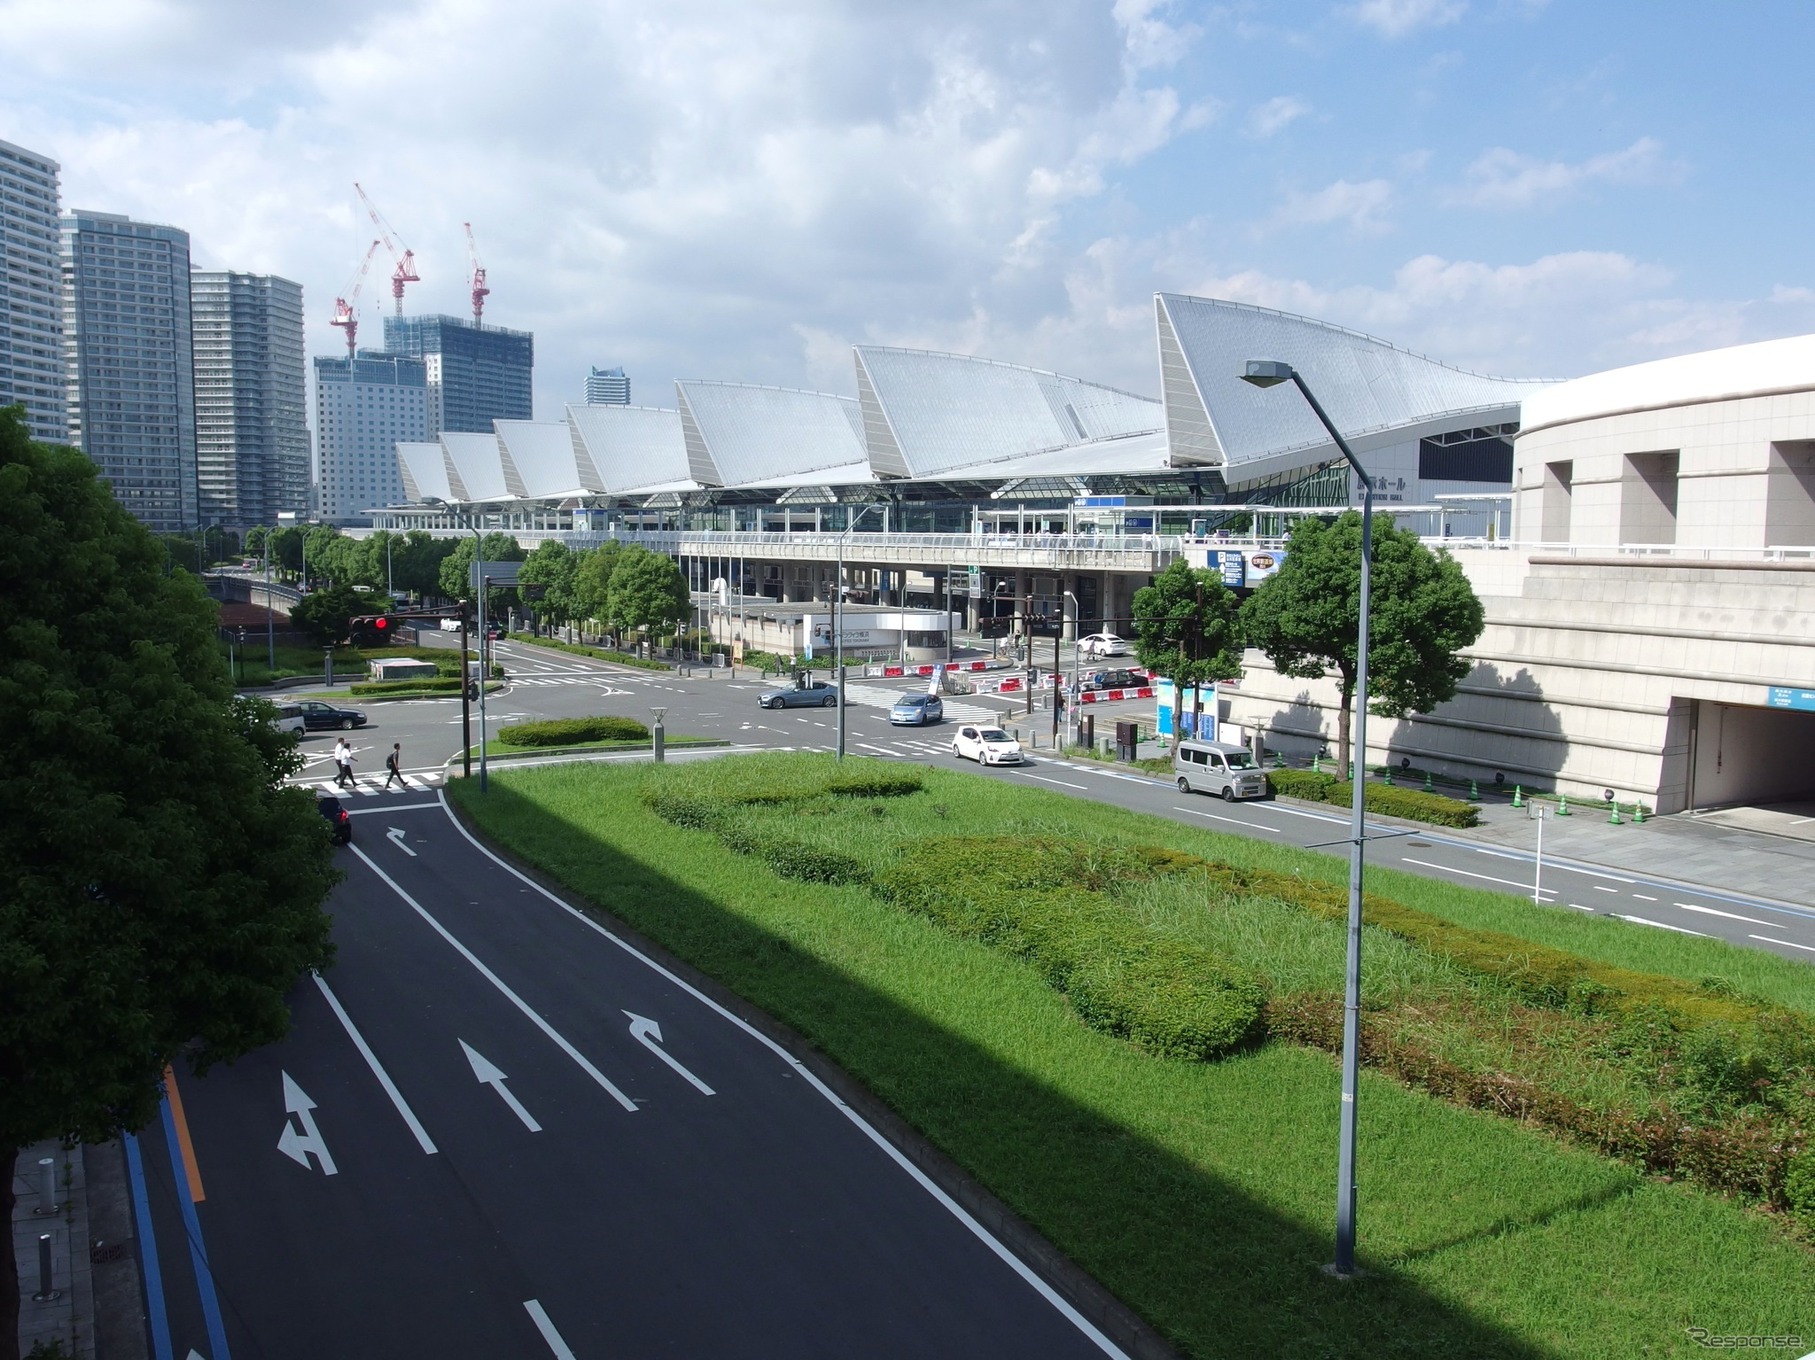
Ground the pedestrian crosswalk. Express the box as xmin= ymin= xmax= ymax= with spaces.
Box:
xmin=291 ymin=772 xmax=445 ymax=797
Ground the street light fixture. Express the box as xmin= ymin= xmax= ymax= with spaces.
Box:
xmin=1241 ymin=357 xmax=1375 ymax=1280
xmin=835 ymin=503 xmax=884 ymax=760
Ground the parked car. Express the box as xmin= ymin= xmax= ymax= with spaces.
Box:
xmin=952 ymin=724 xmax=1025 ymax=765
xmin=889 ymin=694 xmax=944 ymax=726
xmin=297 ymin=699 xmax=368 ymax=731
xmin=1173 ymin=739 xmax=1271 ymax=801
xmin=317 ymin=794 xmax=353 ymax=845
xmin=757 ymin=679 xmax=844 ymax=709
xmin=1077 ymin=632 xmax=1130 ymax=658
xmin=269 ymin=702 xmax=306 ymax=736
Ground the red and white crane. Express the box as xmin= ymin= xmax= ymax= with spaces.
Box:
xmin=464 ymin=221 xmax=490 ymax=329
xmin=354 ymin=182 xmax=420 ymax=314
xmin=330 ymin=238 xmax=383 ymax=357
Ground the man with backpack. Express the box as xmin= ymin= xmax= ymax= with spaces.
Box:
xmin=384 ymin=742 xmax=405 ymax=790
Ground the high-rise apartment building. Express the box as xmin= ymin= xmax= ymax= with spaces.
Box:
xmin=584 ymin=365 xmax=629 ymax=405
xmin=382 ymin=313 xmax=532 ymax=433
xmin=0 ymin=138 xmax=65 ymax=443
xmin=61 ymin=210 xmax=197 ymax=531
xmin=191 ymin=272 xmax=308 ymax=527
xmin=313 ymin=351 xmax=429 ymax=525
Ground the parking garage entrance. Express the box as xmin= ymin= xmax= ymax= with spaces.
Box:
xmin=1676 ymin=695 xmax=1815 ymax=839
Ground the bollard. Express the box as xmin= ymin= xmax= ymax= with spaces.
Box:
xmin=1423 ymin=771 xmax=1434 ymax=793
xmin=35 ymin=1157 xmax=56 ymax=1215
xmin=1556 ymin=794 xmax=1571 ymax=817
xmin=1383 ymin=766 xmax=1394 ymax=786
xmin=1608 ymin=803 xmax=1623 ymax=825
xmin=33 ymin=1232 xmax=59 ymax=1302
xmin=1469 ymin=778 xmax=1480 ymax=800
xmin=1312 ymin=754 xmax=1322 ymax=774
xmin=1511 ymin=785 xmax=1524 ymax=808
xmin=1633 ymin=803 xmax=1645 ymax=824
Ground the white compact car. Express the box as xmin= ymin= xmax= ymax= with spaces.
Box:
xmin=1077 ymin=632 xmax=1130 ymax=658
xmin=952 ymin=724 xmax=1025 ymax=765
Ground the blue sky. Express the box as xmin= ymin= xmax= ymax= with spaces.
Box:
xmin=2 ymin=0 xmax=1810 ymax=416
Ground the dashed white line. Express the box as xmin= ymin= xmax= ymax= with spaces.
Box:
xmin=524 ymin=1300 xmax=577 ymax=1359
xmin=1631 ymin=893 xmax=1658 ymax=902
xmin=1592 ymin=885 xmax=1618 ymax=893
xmin=1173 ymin=805 xmax=1280 ymax=833
xmin=1612 ymin=914 xmax=1708 ymax=937
xmin=1016 ymin=773 xmax=1088 ymax=790
xmin=1675 ymin=903 xmax=1772 ymax=927
xmin=1749 ymin=935 xmax=1815 ymax=954
xmin=1401 ymin=857 xmax=1550 ymax=896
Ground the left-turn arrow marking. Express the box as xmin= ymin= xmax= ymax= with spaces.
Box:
xmin=386 ymin=827 xmax=417 ymax=856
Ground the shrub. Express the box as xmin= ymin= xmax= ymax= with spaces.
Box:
xmin=349 ymin=678 xmax=464 ymax=696
xmin=1268 ymin=769 xmax=1480 ymax=827
xmin=1069 ymin=939 xmax=1266 ymax=1060
xmin=826 ymin=768 xmax=925 ymax=798
xmin=497 ymin=715 xmax=651 ymax=747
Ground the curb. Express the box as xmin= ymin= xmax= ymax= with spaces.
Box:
xmin=439 ymin=791 xmax=1183 ymax=1360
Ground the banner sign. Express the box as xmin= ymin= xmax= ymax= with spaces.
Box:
xmin=1766 ymin=686 xmax=1815 ymax=712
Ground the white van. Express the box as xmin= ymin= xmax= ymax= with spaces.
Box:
xmin=270 ymin=702 xmax=306 ymax=736
xmin=1174 ymin=739 xmax=1270 ymax=801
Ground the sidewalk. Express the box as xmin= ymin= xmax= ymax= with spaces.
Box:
xmin=11 ymin=1141 xmax=92 ymax=1359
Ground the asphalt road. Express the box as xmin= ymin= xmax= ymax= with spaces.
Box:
xmin=131 ymin=786 xmax=1128 ymax=1359
xmin=384 ymin=639 xmax=1815 ymax=967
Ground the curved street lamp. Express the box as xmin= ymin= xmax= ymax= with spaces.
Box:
xmin=1241 ymin=358 xmax=1374 ymax=1280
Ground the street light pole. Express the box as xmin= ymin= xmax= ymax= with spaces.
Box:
xmin=835 ymin=503 xmax=882 ymax=760
xmin=263 ymin=535 xmax=276 ymax=670
xmin=1242 ymin=358 xmax=1375 ymax=1279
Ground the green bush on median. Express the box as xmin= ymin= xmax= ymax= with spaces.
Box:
xmin=1269 ymin=768 xmax=1480 ymax=828
xmin=496 ymin=715 xmax=652 ymax=747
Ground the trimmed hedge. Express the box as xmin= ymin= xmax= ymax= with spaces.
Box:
xmin=825 ymin=768 xmax=925 ymax=798
xmin=497 ymin=715 xmax=651 ymax=747
xmin=349 ymin=677 xmax=464 ymax=696
xmin=1269 ymin=768 xmax=1480 ymax=828
xmin=506 ymin=632 xmax=670 ymax=670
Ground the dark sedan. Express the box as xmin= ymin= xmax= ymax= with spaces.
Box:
xmin=758 ymin=680 xmax=844 ymax=709
xmin=297 ymin=699 xmax=368 ymax=731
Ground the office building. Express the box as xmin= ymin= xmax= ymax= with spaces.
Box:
xmin=584 ymin=365 xmax=630 ymax=405
xmin=381 ymin=313 xmax=532 ymax=433
xmin=191 ymin=272 xmax=308 ymax=527
xmin=313 ymin=351 xmax=429 ymax=525
xmin=61 ymin=210 xmax=198 ymax=531
xmin=0 ymin=139 xmax=65 ymax=444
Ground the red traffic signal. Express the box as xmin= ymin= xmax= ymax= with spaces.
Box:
xmin=373 ymin=616 xmax=389 ymax=630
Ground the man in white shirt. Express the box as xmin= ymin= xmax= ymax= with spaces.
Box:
xmin=332 ymin=738 xmax=355 ymax=789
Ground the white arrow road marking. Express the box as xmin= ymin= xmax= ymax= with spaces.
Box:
xmin=624 ymin=1012 xmax=715 ymax=1095
xmin=385 ymin=827 xmax=417 ymax=857
xmin=460 ymin=1039 xmax=542 ymax=1131
xmin=277 ymin=1072 xmax=338 ymax=1174
xmin=524 ymin=1300 xmax=577 ymax=1359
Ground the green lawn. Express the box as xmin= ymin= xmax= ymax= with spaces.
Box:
xmin=449 ymin=755 xmax=1814 ymax=1358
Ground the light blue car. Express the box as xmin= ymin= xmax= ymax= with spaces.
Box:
xmin=889 ymin=694 xmax=944 ymax=725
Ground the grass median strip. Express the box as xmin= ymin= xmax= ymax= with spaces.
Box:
xmin=450 ymin=753 xmax=1814 ymax=1358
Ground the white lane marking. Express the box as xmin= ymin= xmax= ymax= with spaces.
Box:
xmin=438 ymin=793 xmax=1133 ymax=1360
xmin=1248 ymin=801 xmax=1346 ymax=823
xmin=313 ymin=973 xmax=437 ymax=1154
xmin=1675 ymin=903 xmax=1773 ymax=926
xmin=1017 ymin=773 xmax=1088 ymax=790
xmin=348 ymin=845 xmax=639 ymax=1113
xmin=1173 ymin=805 xmax=1281 ymax=833
xmin=1567 ymin=903 xmax=1595 ymax=911
xmin=1592 ymin=885 xmax=1618 ymax=893
xmin=523 ymin=1300 xmax=576 ymax=1359
xmin=1631 ymin=893 xmax=1658 ymax=902
xmin=1469 ymin=846 xmax=1524 ymax=860
xmin=461 ymin=1040 xmax=543 ymax=1132
xmin=1401 ymin=857 xmax=1552 ymax=897
xmin=1749 ymin=934 xmax=1815 ymax=954
xmin=1612 ymin=914 xmax=1709 ymax=936
xmin=345 ymin=802 xmax=441 ymax=816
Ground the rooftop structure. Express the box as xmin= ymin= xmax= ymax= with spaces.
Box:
xmin=584 ymin=365 xmax=629 ymax=405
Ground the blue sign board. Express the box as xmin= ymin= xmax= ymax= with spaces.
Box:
xmin=1213 ymin=550 xmax=1245 ymax=588
xmin=1766 ymin=687 xmax=1815 ymax=712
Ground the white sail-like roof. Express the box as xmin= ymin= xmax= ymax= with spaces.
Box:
xmin=496 ymin=419 xmax=602 ymax=498
xmin=1154 ymin=293 xmax=1549 ymax=477
xmin=395 ymin=441 xmax=454 ymax=504
xmin=566 ymin=404 xmax=700 ymax=493
xmin=674 ymin=380 xmax=865 ymax=487
xmin=440 ymin=431 xmax=513 ymax=503
xmin=853 ymin=345 xmax=1163 ymax=479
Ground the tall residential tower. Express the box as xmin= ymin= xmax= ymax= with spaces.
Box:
xmin=382 ymin=313 xmax=532 ymax=432
xmin=0 ymin=138 xmax=65 ymax=443
xmin=584 ymin=365 xmax=629 ymax=405
xmin=191 ymin=272 xmax=309 ymax=527
xmin=312 ymin=351 xmax=429 ymax=525
xmin=61 ymin=210 xmax=197 ymax=531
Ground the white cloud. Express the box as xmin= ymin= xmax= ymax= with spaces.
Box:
xmin=1243 ymin=95 xmax=1309 ymax=139
xmin=1271 ymin=178 xmax=1395 ymax=233
xmin=1347 ymin=0 xmax=1467 ymax=39
xmin=1447 ymin=136 xmax=1682 ymax=209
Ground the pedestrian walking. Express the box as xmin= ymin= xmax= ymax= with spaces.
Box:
xmin=384 ymin=742 xmax=404 ymax=789
xmin=333 ymin=737 xmax=355 ymax=789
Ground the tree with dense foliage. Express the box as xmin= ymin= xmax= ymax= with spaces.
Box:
xmin=518 ymin=539 xmax=581 ymax=630
xmin=436 ymin=532 xmax=526 ymax=616
xmin=0 ymin=408 xmax=336 ymax=1356
xmin=289 ymin=583 xmax=368 ymax=647
xmin=1130 ymin=559 xmax=1242 ymax=746
xmin=571 ymin=539 xmax=623 ymax=629
xmin=268 ymin=525 xmax=306 ymax=579
xmin=303 ymin=523 xmax=345 ymax=584
xmin=1239 ymin=511 xmax=1485 ymax=776
xmin=606 ymin=542 xmax=690 ymax=638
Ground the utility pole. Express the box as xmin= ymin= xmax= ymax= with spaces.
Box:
xmin=1025 ymin=592 xmax=1035 ymax=716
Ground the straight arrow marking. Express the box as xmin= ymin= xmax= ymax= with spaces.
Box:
xmin=460 ymin=1039 xmax=542 ymax=1131
xmin=277 ymin=1072 xmax=338 ymax=1175
xmin=386 ymin=827 xmax=417 ymax=856
xmin=624 ymin=1012 xmax=716 ymax=1095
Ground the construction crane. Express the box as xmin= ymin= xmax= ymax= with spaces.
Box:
xmin=354 ymin=182 xmax=420 ymax=314
xmin=464 ymin=222 xmax=490 ymax=329
xmin=331 ymin=239 xmax=383 ymax=357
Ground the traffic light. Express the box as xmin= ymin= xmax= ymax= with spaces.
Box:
xmin=348 ymin=614 xmax=397 ymax=645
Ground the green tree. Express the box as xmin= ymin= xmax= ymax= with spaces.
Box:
xmin=269 ymin=525 xmax=305 ymax=579
xmin=571 ymin=540 xmax=623 ymax=629
xmin=243 ymin=525 xmax=268 ymax=559
xmin=392 ymin=530 xmax=456 ymax=601
xmin=518 ymin=540 xmax=580 ymax=631
xmin=606 ymin=543 xmax=689 ymax=639
xmin=0 ymin=409 xmax=335 ymax=1354
xmin=436 ymin=532 xmax=526 ymax=620
xmin=1239 ymin=511 xmax=1485 ymax=776
xmin=1130 ymin=558 xmax=1242 ymax=747
xmin=303 ymin=524 xmax=345 ymax=584
xmin=290 ymin=583 xmax=367 ymax=647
